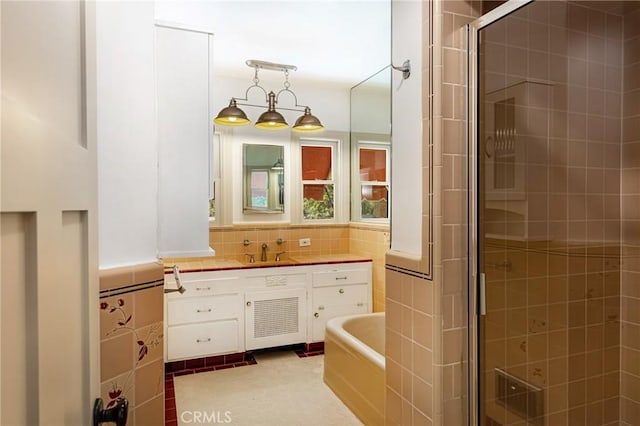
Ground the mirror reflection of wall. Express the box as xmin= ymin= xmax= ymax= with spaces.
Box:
xmin=350 ymin=66 xmax=391 ymax=222
xmin=243 ymin=144 xmax=285 ymax=213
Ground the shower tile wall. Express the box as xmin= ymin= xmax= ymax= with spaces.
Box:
xmin=621 ymin=5 xmax=640 ymax=425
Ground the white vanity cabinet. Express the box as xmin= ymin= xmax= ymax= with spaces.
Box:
xmin=310 ymin=266 xmax=372 ymax=342
xmin=165 ymin=272 xmax=244 ymax=361
xmin=164 ymin=260 xmax=372 ymax=361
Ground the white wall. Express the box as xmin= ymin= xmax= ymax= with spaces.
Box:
xmin=390 ymin=0 xmax=423 ymax=256
xmin=97 ymin=1 xmax=158 ymax=268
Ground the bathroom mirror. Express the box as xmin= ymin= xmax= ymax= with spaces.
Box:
xmin=350 ymin=66 xmax=391 ymax=222
xmin=243 ymin=144 xmax=285 ymax=213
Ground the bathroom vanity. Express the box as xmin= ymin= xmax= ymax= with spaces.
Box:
xmin=163 ymin=256 xmax=372 ymax=362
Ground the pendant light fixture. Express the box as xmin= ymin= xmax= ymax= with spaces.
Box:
xmin=214 ymin=60 xmax=324 ymax=132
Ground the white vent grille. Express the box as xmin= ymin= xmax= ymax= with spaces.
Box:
xmin=253 ymin=297 xmax=299 ymax=338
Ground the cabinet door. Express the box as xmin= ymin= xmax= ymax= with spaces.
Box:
xmin=245 ymin=287 xmax=307 ymax=350
xmin=167 ymin=320 xmax=240 ymax=360
xmin=313 ymin=284 xmax=368 ymax=308
xmin=310 ymin=283 xmax=369 ymax=342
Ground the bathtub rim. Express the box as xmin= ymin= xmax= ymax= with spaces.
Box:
xmin=325 ymin=312 xmax=385 ymax=371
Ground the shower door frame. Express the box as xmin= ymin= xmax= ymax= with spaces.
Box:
xmin=466 ymin=1 xmax=535 ymax=425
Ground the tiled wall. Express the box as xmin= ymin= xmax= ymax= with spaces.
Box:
xmin=208 ymin=225 xmax=350 ymax=260
xmin=621 ymin=5 xmax=640 ymax=425
xmin=439 ymin=1 xmax=479 ymax=425
xmin=387 ymin=1 xmax=640 ymax=426
xmin=99 ymin=262 xmax=165 ymax=426
xmin=385 ymin=1 xmax=480 ymax=425
xmin=349 ymin=224 xmax=391 ymax=312
xmin=209 ymin=223 xmax=389 ymax=312
xmin=385 ymin=269 xmax=435 ymax=424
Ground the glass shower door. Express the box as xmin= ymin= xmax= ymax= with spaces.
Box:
xmin=472 ymin=1 xmax=633 ymax=425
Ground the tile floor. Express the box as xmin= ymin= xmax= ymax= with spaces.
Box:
xmin=172 ymin=349 xmax=362 ymax=426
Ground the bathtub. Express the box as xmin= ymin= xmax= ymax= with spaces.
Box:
xmin=323 ymin=312 xmax=385 ymax=426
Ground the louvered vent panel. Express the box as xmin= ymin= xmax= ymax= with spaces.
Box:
xmin=253 ymin=297 xmax=299 ymax=338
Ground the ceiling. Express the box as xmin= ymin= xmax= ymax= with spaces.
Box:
xmin=154 ymin=0 xmax=392 ymax=88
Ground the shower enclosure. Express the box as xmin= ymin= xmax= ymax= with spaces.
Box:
xmin=469 ymin=1 xmax=640 ymax=425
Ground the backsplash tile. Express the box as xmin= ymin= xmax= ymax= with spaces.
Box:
xmin=209 ymin=223 xmax=389 ymax=312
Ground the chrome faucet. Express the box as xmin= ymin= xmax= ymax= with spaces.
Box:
xmin=261 ymin=243 xmax=268 ymax=262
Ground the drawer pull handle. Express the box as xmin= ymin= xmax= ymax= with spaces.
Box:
xmin=314 ymin=312 xmax=319 ymax=318
xmin=318 ymin=305 xmax=325 ymax=310
xmin=196 ymin=308 xmax=212 ymax=313
xmin=335 ymin=276 xmax=348 ymax=281
xmin=246 ymin=301 xmax=251 ymax=307
xmin=357 ymin=302 xmax=364 ymax=307
xmin=339 ymin=288 xmax=345 ymax=294
xmin=196 ymin=287 xmax=211 ymax=291
xmin=196 ymin=338 xmax=211 ymax=343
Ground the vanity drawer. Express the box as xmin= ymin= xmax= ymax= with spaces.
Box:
xmin=167 ymin=294 xmax=240 ymax=326
xmin=312 ymin=284 xmax=368 ymax=308
xmin=312 ymin=268 xmax=370 ymax=287
xmin=165 ymin=275 xmax=241 ymax=299
xmin=167 ymin=320 xmax=240 ymax=360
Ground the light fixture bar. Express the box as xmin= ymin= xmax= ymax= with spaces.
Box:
xmin=234 ymin=101 xmax=306 ymax=113
xmin=246 ymin=59 xmax=297 ymax=73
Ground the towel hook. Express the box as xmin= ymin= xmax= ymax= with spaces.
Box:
xmin=392 ymin=59 xmax=411 ymax=80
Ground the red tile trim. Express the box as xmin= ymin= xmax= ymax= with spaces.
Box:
xmin=164 ymin=259 xmax=373 ymax=274
xmin=294 ymin=342 xmax=325 ymax=358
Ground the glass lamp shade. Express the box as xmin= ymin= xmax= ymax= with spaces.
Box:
xmin=255 ymin=109 xmax=288 ymax=129
xmin=214 ymin=99 xmax=250 ymax=126
xmin=292 ymin=107 xmax=324 ymax=132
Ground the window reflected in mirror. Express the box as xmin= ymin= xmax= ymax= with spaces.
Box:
xmin=359 ymin=145 xmax=389 ymax=219
xmin=301 ymin=144 xmax=335 ymax=220
xmin=243 ymin=144 xmax=284 ymax=213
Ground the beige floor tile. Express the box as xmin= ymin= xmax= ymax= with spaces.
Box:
xmin=174 ymin=350 xmax=362 ymax=426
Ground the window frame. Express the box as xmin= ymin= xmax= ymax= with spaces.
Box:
xmin=299 ymin=139 xmax=339 ymax=223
